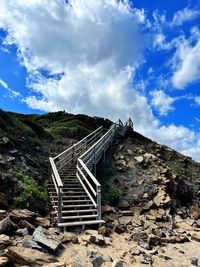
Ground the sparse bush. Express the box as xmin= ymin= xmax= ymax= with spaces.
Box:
xmin=13 ymin=172 xmax=48 ymax=208
xmin=106 ymin=186 xmax=122 ymax=205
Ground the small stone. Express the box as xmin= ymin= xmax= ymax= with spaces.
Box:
xmin=34 ymin=217 xmax=50 ymax=228
xmin=134 ymin=156 xmax=144 ymax=163
xmin=129 ymin=246 xmax=141 ymax=256
xmin=18 ymin=220 xmax=35 ymax=233
xmin=61 ymin=232 xmax=78 ymax=244
xmin=16 ymin=228 xmax=29 ymax=237
xmin=103 ymin=205 xmax=116 ymax=214
xmin=191 ymin=233 xmax=200 ymax=242
xmin=192 ymin=210 xmax=200 ymax=220
xmin=21 ymin=240 xmax=42 ymax=251
xmin=112 ymin=259 xmax=124 ymax=267
xmin=0 ymin=234 xmax=11 ymax=246
xmin=140 ymin=253 xmax=153 ymax=264
xmin=0 ymin=210 xmax=7 ymax=221
xmin=191 ymin=257 xmax=199 ymax=266
xmin=0 ymin=217 xmax=11 ymax=234
xmin=118 ymin=217 xmax=132 ymax=226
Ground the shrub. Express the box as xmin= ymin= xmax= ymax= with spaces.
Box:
xmin=13 ymin=172 xmax=48 ymax=208
xmin=106 ymin=186 xmax=122 ymax=205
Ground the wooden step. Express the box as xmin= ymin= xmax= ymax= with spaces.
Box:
xmin=51 ymin=195 xmax=88 ymax=200
xmin=61 ymin=214 xmax=98 ymax=220
xmin=52 ymin=199 xmax=91 ymax=203
xmin=62 ymin=209 xmax=97 ymax=214
xmin=58 ymin=220 xmax=105 ymax=227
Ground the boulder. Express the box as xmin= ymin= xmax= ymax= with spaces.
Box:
xmin=153 ymin=188 xmax=171 ymax=208
xmin=192 ymin=210 xmax=200 ymax=220
xmin=7 ymin=247 xmax=57 ymax=267
xmin=10 ymin=209 xmax=37 ymax=222
xmin=0 ymin=217 xmax=11 ymax=234
xmin=0 ymin=234 xmax=11 ymax=247
xmin=33 ymin=226 xmax=61 ymax=252
xmin=117 ymin=199 xmax=130 ymax=209
xmin=34 ymin=217 xmax=50 ymax=228
xmin=61 ymin=232 xmax=78 ymax=244
xmin=118 ymin=217 xmax=132 ymax=226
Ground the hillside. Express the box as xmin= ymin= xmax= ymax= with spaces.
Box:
xmin=1 ymin=109 xmax=200 ymax=266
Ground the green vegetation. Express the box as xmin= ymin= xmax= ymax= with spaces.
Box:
xmin=13 ymin=172 xmax=48 ymax=208
xmin=104 ymin=186 xmax=122 ymax=205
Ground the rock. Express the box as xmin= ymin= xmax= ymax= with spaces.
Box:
xmin=140 ymin=253 xmax=153 ymax=265
xmin=88 ymin=251 xmax=112 ymax=267
xmin=18 ymin=220 xmax=35 ymax=233
xmin=116 ymin=160 xmax=126 ymax=166
xmin=114 ymin=225 xmax=125 ymax=234
xmin=7 ymin=247 xmax=57 ymax=267
xmin=148 ymin=234 xmax=161 ymax=246
xmin=117 ymin=199 xmax=130 ymax=209
xmin=9 ymin=149 xmax=17 ymax=154
xmin=112 ymin=259 xmax=124 ymax=267
xmin=129 ymin=246 xmax=141 ymax=256
xmin=6 ymin=156 xmax=15 ymax=162
xmin=61 ymin=232 xmax=78 ymax=244
xmin=34 ymin=217 xmax=50 ymax=228
xmin=83 ymin=230 xmax=105 ymax=246
xmin=192 ymin=210 xmax=200 ymax=220
xmin=191 ymin=257 xmax=199 ymax=266
xmin=10 ymin=209 xmax=37 ymax=222
xmin=21 ymin=240 xmax=42 ymax=251
xmin=153 ymin=188 xmax=171 ymax=208
xmin=103 ymin=205 xmax=116 ymax=214
xmin=127 ymin=149 xmax=133 ymax=156
xmin=0 ymin=234 xmax=11 ymax=247
xmin=98 ymin=226 xmax=107 ymax=236
xmin=0 ymin=217 xmax=11 ymax=234
xmin=118 ymin=217 xmax=132 ymax=226
xmin=191 ymin=233 xmax=200 ymax=242
xmin=16 ymin=228 xmax=29 ymax=237
xmin=0 ymin=256 xmax=10 ymax=266
xmin=33 ymin=226 xmax=61 ymax=252
xmin=134 ymin=156 xmax=144 ymax=163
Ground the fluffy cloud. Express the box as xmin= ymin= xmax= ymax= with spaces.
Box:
xmin=172 ymin=27 xmax=200 ymax=89
xmin=150 ymin=90 xmax=176 ymax=116
xmin=171 ymin=7 xmax=200 ymax=26
xmin=1 ymin=0 xmax=200 ymax=161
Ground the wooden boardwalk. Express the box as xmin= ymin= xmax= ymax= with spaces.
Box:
xmin=48 ymin=118 xmax=133 ymax=228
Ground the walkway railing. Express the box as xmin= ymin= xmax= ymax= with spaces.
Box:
xmin=49 ymin=118 xmax=133 ymax=224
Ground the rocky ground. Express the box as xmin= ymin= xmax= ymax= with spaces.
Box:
xmin=1 ymin=110 xmax=200 ymax=266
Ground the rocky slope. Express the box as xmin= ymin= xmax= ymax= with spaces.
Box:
xmin=1 ymin=109 xmax=200 ymax=266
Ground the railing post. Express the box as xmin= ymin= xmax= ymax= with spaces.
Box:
xmin=97 ymin=185 xmax=101 ymax=220
xmin=103 ymin=137 xmax=106 ymax=162
xmin=93 ymin=147 xmax=96 ymax=177
xmin=58 ymin=186 xmax=63 ymax=223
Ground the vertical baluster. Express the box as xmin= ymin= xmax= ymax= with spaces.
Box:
xmin=97 ymin=185 xmax=101 ymax=220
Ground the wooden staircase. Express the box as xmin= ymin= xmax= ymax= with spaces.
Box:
xmin=48 ymin=118 xmax=133 ymax=228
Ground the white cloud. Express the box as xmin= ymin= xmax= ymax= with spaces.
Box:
xmin=150 ymin=90 xmax=176 ymax=116
xmin=1 ymin=0 xmax=200 ymax=161
xmin=172 ymin=27 xmax=200 ymax=89
xmin=0 ymin=78 xmax=20 ymax=98
xmin=171 ymin=7 xmax=200 ymax=26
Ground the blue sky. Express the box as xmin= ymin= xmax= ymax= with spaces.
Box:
xmin=0 ymin=0 xmax=200 ymax=160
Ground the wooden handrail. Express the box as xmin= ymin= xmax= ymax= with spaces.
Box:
xmin=54 ymin=126 xmax=103 ymax=160
xmin=49 ymin=157 xmax=63 ymax=188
